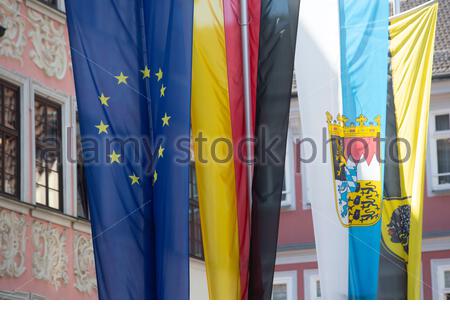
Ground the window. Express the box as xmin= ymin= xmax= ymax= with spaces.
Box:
xmin=76 ymin=117 xmax=89 ymax=219
xmin=272 ymin=283 xmax=288 ymax=300
xmin=303 ymin=269 xmax=321 ymax=300
xmin=38 ymin=0 xmax=58 ymax=9
xmin=281 ymin=135 xmax=296 ymax=209
xmin=272 ymin=271 xmax=298 ymax=300
xmin=444 ymin=270 xmax=450 ymax=300
xmin=0 ymin=79 xmax=20 ymax=198
xmin=431 ymin=259 xmax=450 ymax=299
xmin=189 ymin=163 xmax=204 ymax=260
xmin=35 ymin=96 xmax=63 ymax=211
xmin=296 ymin=138 xmax=312 ymax=209
xmin=429 ymin=111 xmax=450 ymax=191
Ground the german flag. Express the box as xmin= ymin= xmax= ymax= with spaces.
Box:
xmin=191 ymin=0 xmax=299 ymax=299
xmin=191 ymin=0 xmax=260 ymax=299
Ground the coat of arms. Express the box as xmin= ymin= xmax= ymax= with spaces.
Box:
xmin=326 ymin=112 xmax=382 ymax=227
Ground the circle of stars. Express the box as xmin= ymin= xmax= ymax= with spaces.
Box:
xmin=94 ymin=67 xmax=170 ymax=187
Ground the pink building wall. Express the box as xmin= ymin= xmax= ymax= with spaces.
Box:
xmin=0 ymin=0 xmax=96 ymax=299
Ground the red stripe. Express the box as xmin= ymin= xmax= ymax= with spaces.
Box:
xmin=223 ymin=0 xmax=260 ymax=299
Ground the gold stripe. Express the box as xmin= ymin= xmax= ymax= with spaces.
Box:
xmin=191 ymin=0 xmax=241 ymax=299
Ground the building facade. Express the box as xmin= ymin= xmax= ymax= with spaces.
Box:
xmin=0 ymin=0 xmax=449 ymax=300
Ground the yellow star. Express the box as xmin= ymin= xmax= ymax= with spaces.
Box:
xmin=129 ymin=173 xmax=140 ymax=185
xmin=95 ymin=120 xmax=109 ymax=134
xmin=98 ymin=93 xmax=110 ymax=106
xmin=109 ymin=150 xmax=121 ymax=164
xmin=153 ymin=170 xmax=158 ymax=185
xmin=161 ymin=113 xmax=171 ymax=127
xmin=115 ymin=72 xmax=128 ymax=85
xmin=141 ymin=66 xmax=150 ymax=79
xmin=155 ymin=68 xmax=163 ymax=81
xmin=160 ymin=84 xmax=166 ymax=97
xmin=158 ymin=145 xmax=165 ymax=158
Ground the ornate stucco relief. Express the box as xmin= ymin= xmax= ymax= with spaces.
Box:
xmin=32 ymin=221 xmax=68 ymax=289
xmin=73 ymin=234 xmax=97 ymax=294
xmin=27 ymin=8 xmax=68 ymax=80
xmin=0 ymin=0 xmax=26 ymax=64
xmin=0 ymin=209 xmax=26 ymax=278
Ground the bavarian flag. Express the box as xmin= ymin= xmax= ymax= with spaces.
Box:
xmin=296 ymin=0 xmax=437 ymax=299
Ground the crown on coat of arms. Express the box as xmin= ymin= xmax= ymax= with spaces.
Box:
xmin=326 ymin=112 xmax=381 ymax=138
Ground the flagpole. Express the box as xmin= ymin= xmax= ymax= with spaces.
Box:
xmin=240 ymin=0 xmax=254 ymax=208
xmin=393 ymin=0 xmax=401 ymax=14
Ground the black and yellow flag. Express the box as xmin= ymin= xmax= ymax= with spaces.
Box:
xmin=379 ymin=1 xmax=438 ymax=300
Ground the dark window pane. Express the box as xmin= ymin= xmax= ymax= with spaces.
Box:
xmin=0 ymin=80 xmax=20 ymax=198
xmin=35 ymin=101 xmax=46 ymax=143
xmin=436 ymin=114 xmax=450 ymax=131
xmin=38 ymin=0 xmax=58 ymax=9
xmin=0 ymin=86 xmax=3 ymax=124
xmin=4 ymin=173 xmax=16 ymax=195
xmin=4 ymin=135 xmax=17 ymax=157
xmin=36 ymin=166 xmax=46 ymax=186
xmin=45 ymin=150 xmax=60 ymax=171
xmin=3 ymin=86 xmax=18 ymax=130
xmin=445 ymin=270 xmax=450 ymax=289
xmin=76 ymin=116 xmax=89 ymax=219
xmin=439 ymin=175 xmax=450 ymax=185
xmin=437 ymin=139 xmax=450 ymax=174
xmin=46 ymin=106 xmax=58 ymax=139
xmin=189 ymin=163 xmax=204 ymax=260
xmin=4 ymin=154 xmax=16 ymax=175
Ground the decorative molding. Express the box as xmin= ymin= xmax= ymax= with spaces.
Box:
xmin=25 ymin=0 xmax=66 ymax=25
xmin=73 ymin=221 xmax=91 ymax=234
xmin=31 ymin=208 xmax=72 ymax=228
xmin=276 ymin=249 xmax=317 ymax=265
xmin=0 ymin=195 xmax=32 ymax=215
xmin=422 ymin=236 xmax=450 ymax=253
xmin=32 ymin=221 xmax=68 ymax=289
xmin=73 ymin=234 xmax=97 ymax=294
xmin=27 ymin=7 xmax=68 ymax=80
xmin=0 ymin=0 xmax=26 ymax=64
xmin=0 ymin=209 xmax=26 ymax=278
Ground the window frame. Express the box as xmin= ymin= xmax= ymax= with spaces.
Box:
xmin=34 ymin=95 xmax=64 ymax=212
xmin=431 ymin=258 xmax=450 ymax=300
xmin=429 ymin=109 xmax=450 ymax=192
xmin=31 ymin=82 xmax=72 ymax=215
xmin=0 ymin=68 xmax=30 ymax=203
xmin=272 ymin=270 xmax=298 ymax=300
xmin=0 ymin=79 xmax=21 ymax=199
xmin=303 ymin=269 xmax=321 ymax=300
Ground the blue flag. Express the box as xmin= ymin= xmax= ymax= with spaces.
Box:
xmin=143 ymin=0 xmax=193 ymax=299
xmin=66 ymin=0 xmax=193 ymax=299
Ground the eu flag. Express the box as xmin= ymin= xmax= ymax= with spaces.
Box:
xmin=66 ymin=0 xmax=193 ymax=299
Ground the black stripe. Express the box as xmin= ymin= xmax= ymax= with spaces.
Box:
xmin=248 ymin=0 xmax=300 ymax=300
xmin=377 ymin=58 xmax=408 ymax=300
